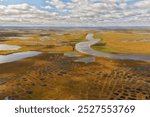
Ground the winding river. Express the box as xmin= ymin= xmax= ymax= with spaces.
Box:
xmin=75 ymin=33 xmax=150 ymax=61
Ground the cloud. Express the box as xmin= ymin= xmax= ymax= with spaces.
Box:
xmin=0 ymin=0 xmax=150 ymax=26
xmin=46 ymin=0 xmax=66 ymax=9
xmin=0 ymin=3 xmax=59 ymax=25
xmin=133 ymin=0 xmax=150 ymax=8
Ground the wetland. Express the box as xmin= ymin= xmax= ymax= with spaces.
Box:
xmin=0 ymin=28 xmax=150 ymax=100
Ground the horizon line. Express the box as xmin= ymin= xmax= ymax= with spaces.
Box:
xmin=0 ymin=25 xmax=150 ymax=29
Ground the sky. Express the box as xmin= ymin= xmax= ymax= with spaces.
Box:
xmin=0 ymin=0 xmax=150 ymax=26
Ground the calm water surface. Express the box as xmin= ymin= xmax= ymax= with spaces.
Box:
xmin=0 ymin=51 xmax=42 ymax=64
xmin=0 ymin=44 xmax=21 ymax=50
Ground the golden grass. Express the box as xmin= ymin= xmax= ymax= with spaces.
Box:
xmin=93 ymin=31 xmax=150 ymax=55
xmin=0 ymin=30 xmax=87 ymax=55
xmin=0 ymin=29 xmax=150 ymax=100
xmin=0 ymin=53 xmax=149 ymax=100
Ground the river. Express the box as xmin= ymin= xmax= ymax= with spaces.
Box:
xmin=75 ymin=33 xmax=150 ymax=61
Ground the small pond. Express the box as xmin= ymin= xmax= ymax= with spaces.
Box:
xmin=0 ymin=51 xmax=42 ymax=64
xmin=0 ymin=44 xmax=21 ymax=50
xmin=64 ymin=53 xmax=81 ymax=57
xmin=74 ymin=57 xmax=96 ymax=63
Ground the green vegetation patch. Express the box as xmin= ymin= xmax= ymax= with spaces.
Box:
xmin=92 ymin=45 xmax=118 ymax=54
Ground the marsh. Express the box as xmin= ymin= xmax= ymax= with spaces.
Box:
xmin=0 ymin=29 xmax=150 ymax=100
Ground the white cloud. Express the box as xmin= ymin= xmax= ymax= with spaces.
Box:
xmin=0 ymin=0 xmax=150 ymax=26
xmin=0 ymin=3 xmax=59 ymax=25
xmin=46 ymin=0 xmax=66 ymax=9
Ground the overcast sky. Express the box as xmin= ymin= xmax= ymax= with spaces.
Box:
xmin=0 ymin=0 xmax=150 ymax=26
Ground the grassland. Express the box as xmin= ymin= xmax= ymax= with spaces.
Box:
xmin=0 ymin=29 xmax=150 ymax=100
xmin=92 ymin=31 xmax=150 ymax=55
xmin=0 ymin=29 xmax=87 ymax=55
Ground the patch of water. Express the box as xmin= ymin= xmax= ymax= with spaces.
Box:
xmin=0 ymin=44 xmax=21 ymax=50
xmin=75 ymin=57 xmax=96 ymax=63
xmin=64 ymin=53 xmax=81 ymax=57
xmin=0 ymin=51 xmax=42 ymax=64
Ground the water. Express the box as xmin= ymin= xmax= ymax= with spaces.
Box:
xmin=64 ymin=53 xmax=81 ymax=57
xmin=0 ymin=44 xmax=21 ymax=50
xmin=0 ymin=51 xmax=42 ymax=64
xmin=75 ymin=57 xmax=96 ymax=63
xmin=75 ymin=33 xmax=150 ymax=61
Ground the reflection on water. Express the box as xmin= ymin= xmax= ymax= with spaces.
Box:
xmin=0 ymin=51 xmax=42 ymax=64
xmin=75 ymin=57 xmax=96 ymax=63
xmin=64 ymin=53 xmax=81 ymax=57
xmin=0 ymin=44 xmax=21 ymax=50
